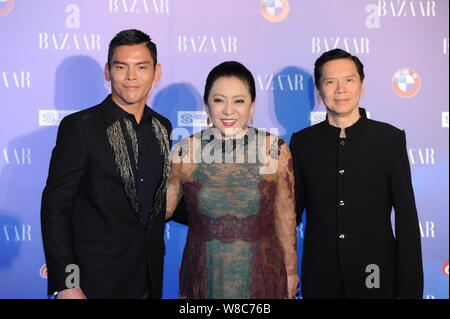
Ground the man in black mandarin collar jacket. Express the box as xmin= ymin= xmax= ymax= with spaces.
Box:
xmin=41 ymin=30 xmax=185 ymax=299
xmin=290 ymin=49 xmax=423 ymax=299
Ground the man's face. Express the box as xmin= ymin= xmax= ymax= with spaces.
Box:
xmin=105 ymin=43 xmax=161 ymax=108
xmin=318 ymin=58 xmax=364 ymax=116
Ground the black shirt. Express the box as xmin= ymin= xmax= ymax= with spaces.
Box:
xmin=290 ymin=108 xmax=423 ymax=298
xmin=113 ymin=102 xmax=163 ymax=224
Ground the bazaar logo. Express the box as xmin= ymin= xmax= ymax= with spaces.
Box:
xmin=392 ymin=68 xmax=421 ymax=98
xmin=40 ymin=264 xmax=48 ymax=279
xmin=260 ymin=0 xmax=290 ymax=23
xmin=443 ymin=261 xmax=449 ymax=276
xmin=0 ymin=0 xmax=14 ymax=17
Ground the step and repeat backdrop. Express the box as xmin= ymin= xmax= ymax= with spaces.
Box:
xmin=0 ymin=0 xmax=448 ymax=299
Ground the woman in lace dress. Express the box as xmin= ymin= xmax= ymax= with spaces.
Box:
xmin=166 ymin=61 xmax=298 ymax=299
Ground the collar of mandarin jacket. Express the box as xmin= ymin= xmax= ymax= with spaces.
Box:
xmin=101 ymin=94 xmax=171 ymax=228
xmin=321 ymin=107 xmax=369 ymax=141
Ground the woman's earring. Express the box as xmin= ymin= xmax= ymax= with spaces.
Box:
xmin=207 ymin=116 xmax=212 ymax=127
xmin=249 ymin=115 xmax=253 ymax=127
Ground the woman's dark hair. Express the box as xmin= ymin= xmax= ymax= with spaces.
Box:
xmin=108 ymin=29 xmax=157 ymax=67
xmin=314 ymin=48 xmax=365 ymax=89
xmin=203 ymin=61 xmax=256 ymax=104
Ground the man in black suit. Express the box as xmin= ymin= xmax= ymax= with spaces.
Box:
xmin=41 ymin=29 xmax=178 ymax=299
xmin=290 ymin=49 xmax=423 ymax=299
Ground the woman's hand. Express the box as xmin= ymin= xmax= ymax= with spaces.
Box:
xmin=287 ymin=274 xmax=299 ymax=299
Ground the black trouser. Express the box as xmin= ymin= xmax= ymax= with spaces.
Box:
xmin=139 ymin=271 xmax=155 ymax=299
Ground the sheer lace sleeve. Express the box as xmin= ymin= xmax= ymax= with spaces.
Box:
xmin=166 ymin=139 xmax=188 ymax=220
xmin=274 ymin=141 xmax=298 ymax=276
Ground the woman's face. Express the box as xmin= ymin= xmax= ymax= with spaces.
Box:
xmin=206 ymin=76 xmax=255 ymax=138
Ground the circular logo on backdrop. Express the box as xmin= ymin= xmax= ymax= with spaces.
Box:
xmin=260 ymin=0 xmax=290 ymax=23
xmin=392 ymin=68 xmax=421 ymax=98
xmin=0 ymin=0 xmax=14 ymax=17
xmin=40 ymin=264 xmax=48 ymax=279
xmin=443 ymin=261 xmax=449 ymax=276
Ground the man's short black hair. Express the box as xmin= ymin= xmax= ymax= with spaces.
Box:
xmin=108 ymin=29 xmax=157 ymax=67
xmin=314 ymin=48 xmax=365 ymax=89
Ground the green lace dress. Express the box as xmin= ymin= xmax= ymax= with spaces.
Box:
xmin=166 ymin=127 xmax=297 ymax=299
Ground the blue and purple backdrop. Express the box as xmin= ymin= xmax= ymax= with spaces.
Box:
xmin=0 ymin=0 xmax=448 ymax=299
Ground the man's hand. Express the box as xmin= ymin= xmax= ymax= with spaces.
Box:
xmin=56 ymin=288 xmax=86 ymax=299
